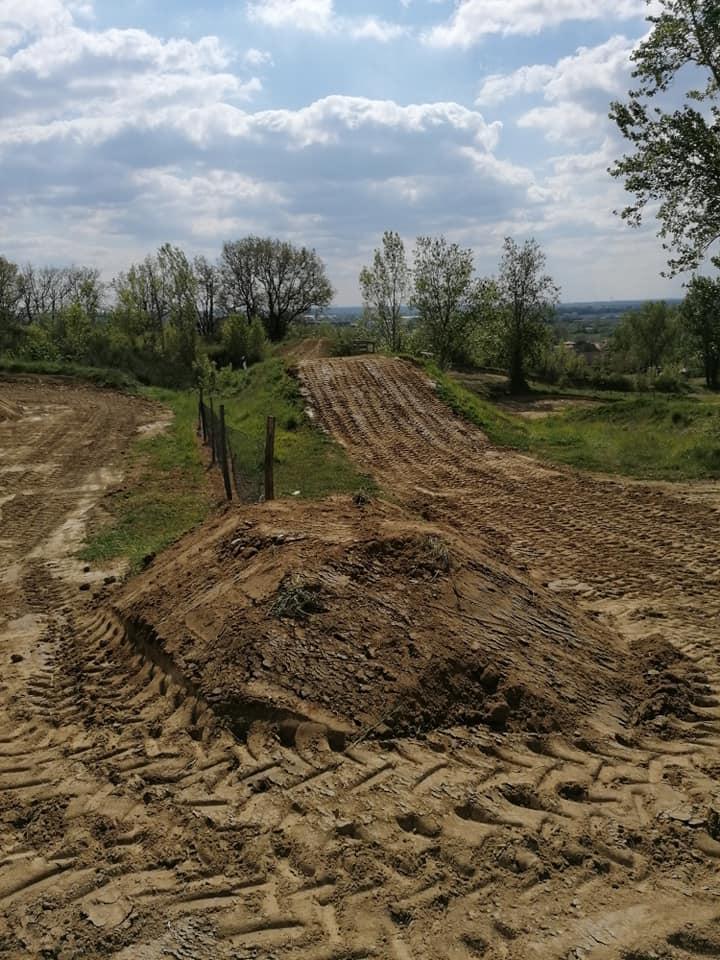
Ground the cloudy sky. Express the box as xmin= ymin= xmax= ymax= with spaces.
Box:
xmin=1 ymin=0 xmax=683 ymax=303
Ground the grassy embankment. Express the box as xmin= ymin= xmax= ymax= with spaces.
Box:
xmin=81 ymin=357 xmax=372 ymax=571
xmin=219 ymin=357 xmax=374 ymax=499
xmin=433 ymin=365 xmax=720 ymax=481
xmin=0 ymin=357 xmax=139 ymax=391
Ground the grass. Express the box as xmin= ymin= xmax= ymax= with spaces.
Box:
xmin=217 ymin=357 xmax=375 ymax=499
xmin=0 ymin=357 xmax=139 ymax=391
xmin=430 ymin=363 xmax=720 ymax=481
xmin=81 ymin=388 xmax=213 ymax=571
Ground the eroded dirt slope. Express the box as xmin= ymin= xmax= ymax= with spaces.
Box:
xmin=1 ymin=371 xmax=720 ymax=960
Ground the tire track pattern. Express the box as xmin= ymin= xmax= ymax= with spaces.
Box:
xmin=1 ymin=375 xmax=720 ymax=959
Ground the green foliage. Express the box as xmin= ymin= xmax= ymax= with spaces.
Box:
xmin=429 ymin=361 xmax=720 ymax=480
xmin=681 ymin=275 xmax=720 ymax=388
xmin=610 ymin=301 xmax=682 ymax=373
xmin=81 ymin=389 xmax=212 ymax=571
xmin=494 ymin=237 xmax=560 ymax=392
xmin=359 ymin=231 xmax=411 ymax=352
xmin=221 ymin=237 xmax=333 ymax=342
xmin=609 ymin=0 xmax=720 ymax=274
xmin=411 ymin=236 xmax=482 ymax=369
xmin=0 ymin=357 xmax=139 ymax=391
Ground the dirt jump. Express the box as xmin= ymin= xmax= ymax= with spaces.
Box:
xmin=1 ymin=363 xmax=719 ymax=960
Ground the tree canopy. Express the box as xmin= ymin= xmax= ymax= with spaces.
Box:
xmin=681 ymin=275 xmax=720 ymax=388
xmin=609 ymin=0 xmax=720 ymax=274
xmin=411 ymin=236 xmax=481 ymax=369
xmin=359 ymin=231 xmax=410 ymax=352
xmin=495 ymin=238 xmax=560 ymax=392
xmin=221 ymin=237 xmax=333 ymax=342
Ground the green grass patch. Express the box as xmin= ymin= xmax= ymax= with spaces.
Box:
xmin=430 ymin=363 xmax=720 ymax=481
xmin=81 ymin=388 xmax=213 ymax=571
xmin=0 ymin=357 xmax=139 ymax=391
xmin=215 ymin=357 xmax=375 ymax=499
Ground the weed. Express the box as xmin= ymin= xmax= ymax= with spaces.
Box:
xmin=271 ymin=574 xmax=326 ymax=620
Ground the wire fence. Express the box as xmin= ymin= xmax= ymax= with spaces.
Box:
xmin=198 ymin=392 xmax=274 ymax=503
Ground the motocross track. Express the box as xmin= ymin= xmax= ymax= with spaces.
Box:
xmin=1 ymin=366 xmax=720 ymax=960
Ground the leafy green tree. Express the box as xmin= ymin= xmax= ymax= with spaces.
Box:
xmin=495 ymin=238 xmax=560 ymax=392
xmin=221 ymin=314 xmax=249 ymax=367
xmin=609 ymin=0 xmax=720 ymax=274
xmin=247 ymin=316 xmax=268 ymax=364
xmin=359 ymin=231 xmax=410 ymax=351
xmin=411 ymin=236 xmax=481 ymax=369
xmin=610 ymin=301 xmax=681 ymax=373
xmin=682 ymin=275 xmax=720 ymax=388
xmin=221 ymin=237 xmax=333 ymax=342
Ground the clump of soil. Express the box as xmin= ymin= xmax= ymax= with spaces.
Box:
xmin=630 ymin=634 xmax=705 ymax=732
xmin=0 ymin=395 xmax=22 ymax=421
xmin=116 ymin=497 xmax=634 ymax=740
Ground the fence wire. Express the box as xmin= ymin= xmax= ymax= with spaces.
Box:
xmin=199 ymin=394 xmax=267 ymax=503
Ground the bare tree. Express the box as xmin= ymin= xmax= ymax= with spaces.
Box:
xmin=193 ymin=255 xmax=220 ymax=337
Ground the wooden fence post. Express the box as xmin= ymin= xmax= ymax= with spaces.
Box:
xmin=209 ymin=397 xmax=216 ymax=465
xmin=264 ymin=415 xmax=276 ymax=502
xmin=219 ymin=405 xmax=233 ymax=502
xmin=198 ymin=389 xmax=206 ymax=441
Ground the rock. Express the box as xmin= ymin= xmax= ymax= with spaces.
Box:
xmin=708 ymin=802 xmax=720 ymax=840
xmin=79 ymin=583 xmax=91 ymax=592
xmin=103 ymin=575 xmax=117 ymax=585
xmin=10 ymin=654 xmax=23 ymax=663
xmin=486 ymin=700 xmax=510 ymax=730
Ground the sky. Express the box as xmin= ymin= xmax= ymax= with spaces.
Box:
xmin=0 ymin=0 xmax=687 ymax=304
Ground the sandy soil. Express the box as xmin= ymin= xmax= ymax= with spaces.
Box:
xmin=1 ymin=366 xmax=719 ymax=959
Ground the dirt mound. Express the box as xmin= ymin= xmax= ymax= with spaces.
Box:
xmin=116 ymin=496 xmax=641 ymax=742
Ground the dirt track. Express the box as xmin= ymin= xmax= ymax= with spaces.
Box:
xmin=1 ymin=368 xmax=720 ymax=959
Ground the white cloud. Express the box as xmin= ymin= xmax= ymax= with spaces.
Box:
xmin=243 ymin=47 xmax=274 ymax=67
xmin=476 ymin=35 xmax=635 ymax=105
xmin=517 ymin=103 xmax=601 ymax=142
xmin=425 ymin=0 xmax=647 ymax=47
xmin=245 ymin=0 xmax=406 ymax=42
xmin=246 ymin=0 xmax=334 ymax=32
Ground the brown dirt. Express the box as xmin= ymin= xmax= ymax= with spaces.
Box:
xmin=1 ymin=365 xmax=720 ymax=960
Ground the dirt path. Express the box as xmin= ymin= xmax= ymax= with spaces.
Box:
xmin=1 ymin=370 xmax=720 ymax=959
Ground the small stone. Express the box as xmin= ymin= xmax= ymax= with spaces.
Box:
xmin=83 ymin=565 xmax=91 ymax=573
xmin=79 ymin=583 xmax=91 ymax=592
xmin=708 ymin=802 xmax=720 ymax=840
xmin=103 ymin=575 xmax=117 ymax=585
xmin=10 ymin=654 xmax=23 ymax=663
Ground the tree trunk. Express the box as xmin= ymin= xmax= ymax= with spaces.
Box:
xmin=508 ymin=345 xmax=527 ymax=394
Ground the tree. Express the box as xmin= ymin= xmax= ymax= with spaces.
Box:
xmin=610 ymin=301 xmax=680 ymax=373
xmin=113 ymin=244 xmax=197 ymax=352
xmin=411 ymin=236 xmax=481 ymax=368
xmin=496 ymin=238 xmax=560 ymax=392
xmin=682 ymin=275 xmax=720 ymax=388
xmin=359 ymin=231 xmax=410 ymax=351
xmin=609 ymin=0 xmax=720 ymax=274
xmin=193 ymin=255 xmax=220 ymax=337
xmin=221 ymin=237 xmax=333 ymax=342
xmin=0 ymin=256 xmax=21 ymax=351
